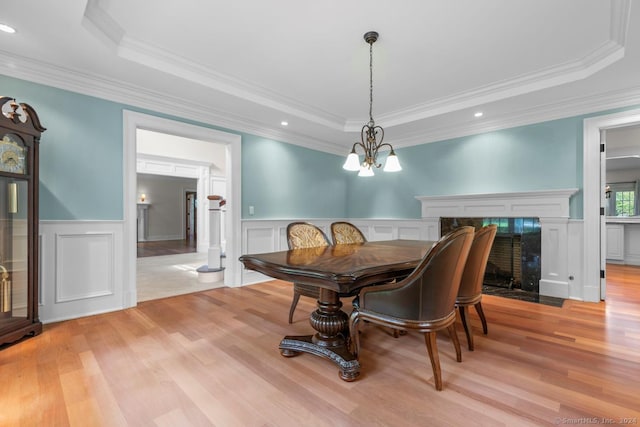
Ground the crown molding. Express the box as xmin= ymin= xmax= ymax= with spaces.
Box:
xmin=345 ymin=0 xmax=631 ymax=132
xmin=116 ymin=36 xmax=346 ymax=131
xmin=4 ymin=41 xmax=640 ymax=159
xmin=369 ymin=41 xmax=625 ymax=131
xmin=0 ymin=50 xmax=345 ymax=156
xmin=82 ymin=0 xmax=344 ymax=131
xmin=389 ymin=85 xmax=640 ymax=149
xmin=3 ymin=47 xmax=640 ymax=158
xmin=83 ymin=0 xmax=632 ymax=137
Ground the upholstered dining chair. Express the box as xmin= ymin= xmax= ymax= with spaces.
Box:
xmin=331 ymin=221 xmax=366 ymax=245
xmin=349 ymin=226 xmax=474 ymax=391
xmin=286 ymin=222 xmax=331 ymax=324
xmin=456 ymin=224 xmax=498 ymax=351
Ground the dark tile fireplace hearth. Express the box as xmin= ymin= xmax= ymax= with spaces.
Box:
xmin=441 ymin=217 xmax=562 ymax=306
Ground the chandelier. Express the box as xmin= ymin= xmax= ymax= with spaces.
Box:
xmin=343 ymin=31 xmax=401 ymax=177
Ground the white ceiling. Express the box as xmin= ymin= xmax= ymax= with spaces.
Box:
xmin=1 ymin=0 xmax=640 ymax=156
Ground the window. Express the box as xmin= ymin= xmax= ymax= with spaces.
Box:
xmin=607 ymin=181 xmax=639 ymax=216
xmin=614 ymin=190 xmax=635 ymax=216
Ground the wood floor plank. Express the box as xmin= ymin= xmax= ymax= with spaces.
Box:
xmin=1 ymin=264 xmax=640 ymax=425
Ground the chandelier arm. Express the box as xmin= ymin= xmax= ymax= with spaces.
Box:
xmin=351 ymin=141 xmax=365 ymax=152
xmin=373 ymin=125 xmax=384 ymax=145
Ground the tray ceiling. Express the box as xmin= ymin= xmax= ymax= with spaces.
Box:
xmin=1 ymin=0 xmax=639 ymax=154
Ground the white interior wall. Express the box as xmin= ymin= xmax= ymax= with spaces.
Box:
xmin=137 ymin=129 xmax=226 ymax=177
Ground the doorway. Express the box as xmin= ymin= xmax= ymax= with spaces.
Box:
xmin=584 ymin=107 xmax=640 ymax=302
xmin=123 ymin=111 xmax=242 ymax=308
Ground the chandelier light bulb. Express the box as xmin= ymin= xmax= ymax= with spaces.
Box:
xmin=358 ymin=164 xmax=375 ymax=177
xmin=343 ymin=150 xmax=361 ymax=171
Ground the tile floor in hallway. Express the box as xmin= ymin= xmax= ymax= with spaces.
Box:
xmin=136 ymin=252 xmax=225 ymax=302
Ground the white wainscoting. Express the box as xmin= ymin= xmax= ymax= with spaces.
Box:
xmin=240 ymin=219 xmax=431 ymax=285
xmin=40 ymin=221 xmax=125 ymax=323
xmin=38 ymin=218 xmax=429 ymax=323
xmin=38 ymin=214 xmax=588 ymax=323
xmin=625 ymin=224 xmax=640 ymax=266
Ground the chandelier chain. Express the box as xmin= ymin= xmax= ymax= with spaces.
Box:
xmin=369 ymin=40 xmax=374 ymax=124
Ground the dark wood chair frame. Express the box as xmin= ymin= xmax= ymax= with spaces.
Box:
xmin=456 ymin=224 xmax=498 ymax=351
xmin=348 ymin=226 xmax=475 ymax=390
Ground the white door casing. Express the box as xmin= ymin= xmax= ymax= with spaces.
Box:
xmin=123 ymin=111 xmax=242 ymax=308
xmin=583 ymin=108 xmax=640 ymax=302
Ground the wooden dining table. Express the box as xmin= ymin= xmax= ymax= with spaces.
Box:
xmin=239 ymin=239 xmax=435 ymax=381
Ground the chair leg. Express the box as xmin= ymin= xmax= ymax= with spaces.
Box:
xmin=349 ymin=312 xmax=361 ymax=358
xmin=474 ymin=301 xmax=488 ymax=335
xmin=458 ymin=305 xmax=474 ymax=351
xmin=447 ymin=323 xmax=462 ymax=363
xmin=424 ymin=332 xmax=443 ymax=391
xmin=288 ymin=291 xmax=301 ymax=324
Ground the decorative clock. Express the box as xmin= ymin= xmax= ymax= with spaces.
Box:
xmin=0 ymin=134 xmax=27 ymax=174
xmin=0 ymin=96 xmax=45 ymax=346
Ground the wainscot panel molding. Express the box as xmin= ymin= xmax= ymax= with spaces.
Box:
xmin=605 ymin=219 xmax=640 ymax=267
xmin=40 ymin=221 xmax=125 ymax=323
xmin=625 ymin=224 xmax=640 ymax=266
xmin=415 ymin=189 xmax=590 ymax=301
xmin=240 ymin=219 xmax=430 ymax=286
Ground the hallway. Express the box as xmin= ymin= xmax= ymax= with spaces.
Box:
xmin=136 ymin=240 xmax=223 ymax=302
xmin=137 ymin=239 xmax=197 ymax=257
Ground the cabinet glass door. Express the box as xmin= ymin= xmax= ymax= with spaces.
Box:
xmin=0 ymin=177 xmax=28 ymax=323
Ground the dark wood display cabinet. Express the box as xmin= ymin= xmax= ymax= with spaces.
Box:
xmin=0 ymin=97 xmax=45 ymax=346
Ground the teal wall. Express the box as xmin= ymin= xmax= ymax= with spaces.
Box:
xmin=2 ymin=75 xmax=124 ymax=219
xmin=4 ymin=73 xmax=640 ymax=222
xmin=345 ymin=117 xmax=585 ymax=218
xmin=242 ymin=135 xmax=347 ymax=218
xmin=1 ymin=75 xmax=347 ymax=220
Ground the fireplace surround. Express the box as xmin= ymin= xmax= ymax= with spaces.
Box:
xmin=441 ymin=217 xmax=541 ymax=292
xmin=416 ymin=189 xmax=578 ymax=299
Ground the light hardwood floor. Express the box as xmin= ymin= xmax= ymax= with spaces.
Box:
xmin=1 ymin=265 xmax=639 ymax=426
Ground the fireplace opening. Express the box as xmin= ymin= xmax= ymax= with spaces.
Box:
xmin=440 ymin=217 xmax=541 ymax=293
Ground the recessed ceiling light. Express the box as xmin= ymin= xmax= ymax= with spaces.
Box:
xmin=281 ymin=121 xmax=288 ymax=126
xmin=474 ymin=111 xmax=483 ymax=118
xmin=0 ymin=24 xmax=16 ymax=34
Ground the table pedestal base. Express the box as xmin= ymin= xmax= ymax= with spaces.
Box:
xmin=279 ymin=287 xmax=360 ymax=381
xmin=279 ymin=335 xmax=360 ymax=381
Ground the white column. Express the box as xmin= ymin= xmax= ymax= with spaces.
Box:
xmin=197 ymin=195 xmax=226 ymax=282
xmin=137 ymin=204 xmax=149 ymax=241
xmin=208 ymin=203 xmax=222 ymax=269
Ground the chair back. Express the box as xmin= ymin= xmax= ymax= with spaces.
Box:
xmin=458 ymin=225 xmax=498 ymax=301
xmin=331 ymin=222 xmax=367 ymax=245
xmin=286 ymin=222 xmax=331 ymax=250
xmin=360 ymin=226 xmax=474 ymax=321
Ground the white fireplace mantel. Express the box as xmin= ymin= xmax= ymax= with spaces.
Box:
xmin=415 ymin=189 xmax=578 ymax=219
xmin=416 ymin=188 xmax=579 ymax=300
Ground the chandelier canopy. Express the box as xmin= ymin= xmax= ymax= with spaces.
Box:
xmin=343 ymin=31 xmax=401 ymax=177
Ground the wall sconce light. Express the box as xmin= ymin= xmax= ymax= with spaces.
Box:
xmin=140 ymin=193 xmax=146 ymax=202
xmin=605 ymin=185 xmax=611 ymax=199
